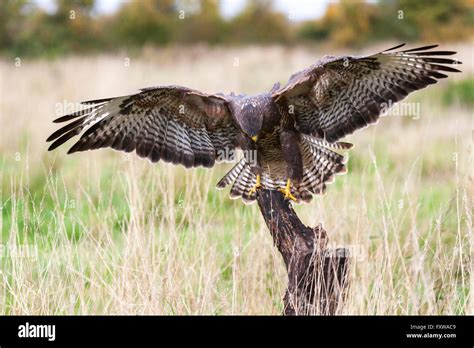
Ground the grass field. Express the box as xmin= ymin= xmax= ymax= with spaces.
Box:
xmin=0 ymin=43 xmax=472 ymax=314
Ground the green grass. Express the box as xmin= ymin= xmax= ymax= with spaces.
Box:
xmin=1 ymin=124 xmax=469 ymax=314
xmin=0 ymin=48 xmax=471 ymax=314
xmin=442 ymin=78 xmax=474 ymax=107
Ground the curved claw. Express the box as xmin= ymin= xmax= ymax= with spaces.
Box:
xmin=278 ymin=179 xmax=297 ymax=201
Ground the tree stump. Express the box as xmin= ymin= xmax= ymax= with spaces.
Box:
xmin=256 ymin=189 xmax=350 ymax=315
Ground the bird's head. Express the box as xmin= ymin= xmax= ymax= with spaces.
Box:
xmin=229 ymin=96 xmax=265 ymax=142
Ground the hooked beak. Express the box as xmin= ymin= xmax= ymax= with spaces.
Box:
xmin=251 ymin=135 xmax=258 ymax=142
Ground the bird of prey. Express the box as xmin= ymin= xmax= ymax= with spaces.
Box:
xmin=47 ymin=44 xmax=461 ymax=204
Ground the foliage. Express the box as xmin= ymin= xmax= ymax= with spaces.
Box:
xmin=228 ymin=0 xmax=291 ymax=44
xmin=298 ymin=0 xmax=474 ymax=46
xmin=442 ymin=78 xmax=474 ymax=107
xmin=108 ymin=0 xmax=174 ymax=46
xmin=0 ymin=0 xmax=472 ymax=56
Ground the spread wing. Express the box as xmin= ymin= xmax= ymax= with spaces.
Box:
xmin=272 ymin=44 xmax=462 ymax=142
xmin=47 ymin=86 xmax=239 ymax=168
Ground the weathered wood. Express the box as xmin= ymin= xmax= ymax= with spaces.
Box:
xmin=256 ymin=189 xmax=350 ymax=315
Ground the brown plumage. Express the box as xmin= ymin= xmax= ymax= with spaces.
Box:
xmin=47 ymin=44 xmax=461 ymax=204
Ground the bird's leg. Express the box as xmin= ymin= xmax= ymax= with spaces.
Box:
xmin=249 ymin=174 xmax=262 ymax=195
xmin=279 ymin=129 xmax=303 ymax=202
xmin=235 ymin=132 xmax=264 ymax=195
xmin=278 ymin=178 xmax=297 ymax=201
xmin=247 ymin=155 xmax=264 ymax=195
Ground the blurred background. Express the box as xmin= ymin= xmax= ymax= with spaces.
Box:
xmin=1 ymin=0 xmax=474 ymax=57
xmin=0 ymin=0 xmax=472 ymax=315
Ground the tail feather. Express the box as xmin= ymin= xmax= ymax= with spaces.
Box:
xmin=304 ymin=136 xmax=353 ymax=150
xmin=216 ymin=157 xmax=258 ymax=204
xmin=230 ymin=164 xmax=257 ymax=204
xmin=298 ymin=135 xmax=349 ymax=198
xmin=216 ymin=158 xmax=247 ymax=189
xmin=215 ymin=136 xmax=352 ymax=204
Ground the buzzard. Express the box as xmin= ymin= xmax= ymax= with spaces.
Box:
xmin=47 ymin=44 xmax=461 ymax=203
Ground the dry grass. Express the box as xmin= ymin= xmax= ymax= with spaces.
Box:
xmin=0 ymin=43 xmax=472 ymax=314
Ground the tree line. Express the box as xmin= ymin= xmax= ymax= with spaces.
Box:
xmin=1 ymin=0 xmax=472 ymax=57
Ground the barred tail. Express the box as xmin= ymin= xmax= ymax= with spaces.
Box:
xmin=216 ymin=158 xmax=257 ymax=204
xmin=216 ymin=136 xmax=352 ymax=204
xmin=296 ymin=135 xmax=351 ymax=202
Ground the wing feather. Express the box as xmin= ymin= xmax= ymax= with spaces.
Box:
xmin=47 ymin=86 xmax=239 ymax=168
xmin=273 ymin=44 xmax=462 ymax=142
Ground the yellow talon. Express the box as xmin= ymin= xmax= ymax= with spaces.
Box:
xmin=249 ymin=174 xmax=262 ymax=195
xmin=251 ymin=135 xmax=258 ymax=142
xmin=278 ymin=179 xmax=297 ymax=201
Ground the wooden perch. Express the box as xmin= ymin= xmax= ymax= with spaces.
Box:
xmin=257 ymin=189 xmax=350 ymax=315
